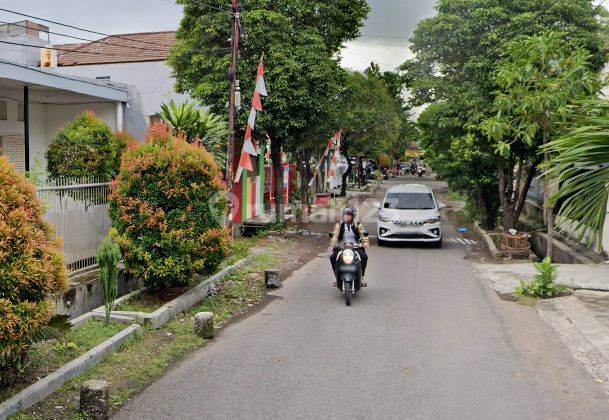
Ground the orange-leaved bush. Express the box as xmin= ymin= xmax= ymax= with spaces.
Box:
xmin=0 ymin=157 xmax=68 ymax=384
xmin=109 ymin=124 xmax=231 ymax=289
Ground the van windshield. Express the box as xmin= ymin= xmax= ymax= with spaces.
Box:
xmin=384 ymin=192 xmax=436 ymax=210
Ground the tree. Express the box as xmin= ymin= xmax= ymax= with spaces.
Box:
xmin=169 ymin=0 xmax=369 ymax=222
xmin=404 ymin=0 xmax=605 ymax=229
xmin=481 ymin=32 xmax=598 ymax=257
xmin=337 ymin=70 xmax=403 ymax=195
xmin=545 ymin=100 xmax=609 ymax=252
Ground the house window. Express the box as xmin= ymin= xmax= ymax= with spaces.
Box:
xmin=0 ymin=135 xmax=26 ymax=172
xmin=149 ymin=114 xmax=163 ymax=125
xmin=17 ymin=103 xmax=24 ymax=122
xmin=0 ymin=101 xmax=7 ymax=120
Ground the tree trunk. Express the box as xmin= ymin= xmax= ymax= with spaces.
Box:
xmin=340 ymin=142 xmax=351 ymax=197
xmin=358 ymin=156 xmax=366 ymax=187
xmin=542 ymin=118 xmax=553 ymax=260
xmin=497 ymin=157 xmax=511 ymax=231
xmin=514 ymin=156 xmax=542 ymax=223
xmin=298 ymin=158 xmax=309 ymax=223
xmin=270 ymin=138 xmax=285 ymax=225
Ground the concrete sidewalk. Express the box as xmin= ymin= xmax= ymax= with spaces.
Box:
xmin=474 ymin=261 xmax=609 ymax=395
xmin=472 ymin=262 xmax=609 ymax=298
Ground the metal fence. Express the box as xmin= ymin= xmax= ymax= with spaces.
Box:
xmin=37 ymin=177 xmax=112 ymax=273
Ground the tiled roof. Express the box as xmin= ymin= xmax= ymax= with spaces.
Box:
xmin=57 ymin=31 xmax=175 ymax=66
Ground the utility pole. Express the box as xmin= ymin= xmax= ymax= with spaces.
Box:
xmin=226 ymin=0 xmax=240 ymax=195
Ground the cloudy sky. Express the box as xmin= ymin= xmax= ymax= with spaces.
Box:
xmin=0 ymin=0 xmax=436 ymax=70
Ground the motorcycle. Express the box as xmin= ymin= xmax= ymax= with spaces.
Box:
xmin=329 ymin=232 xmax=369 ymax=306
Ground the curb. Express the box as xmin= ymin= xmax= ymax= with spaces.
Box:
xmin=0 ymin=324 xmax=142 ymax=419
xmin=100 ymin=256 xmax=250 ymax=329
xmin=474 ymin=221 xmax=502 ymax=259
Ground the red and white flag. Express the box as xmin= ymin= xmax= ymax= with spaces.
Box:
xmin=235 ymin=57 xmax=269 ymax=181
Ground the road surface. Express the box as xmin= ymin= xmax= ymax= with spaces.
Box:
xmin=117 ymin=177 xmax=609 ymax=419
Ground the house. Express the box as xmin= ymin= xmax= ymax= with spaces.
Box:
xmin=51 ymin=30 xmax=191 ymax=135
xmin=0 ymin=21 xmax=147 ymax=173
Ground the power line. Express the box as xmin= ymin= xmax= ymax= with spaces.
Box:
xmin=0 ymin=7 xmax=175 ymax=49
xmin=0 ymin=20 xmax=170 ymax=53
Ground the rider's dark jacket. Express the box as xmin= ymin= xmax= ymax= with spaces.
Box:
xmin=330 ymin=221 xmax=369 ymax=249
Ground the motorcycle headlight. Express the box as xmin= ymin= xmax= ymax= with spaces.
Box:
xmin=424 ymin=217 xmax=440 ymax=224
xmin=379 ymin=212 xmax=391 ymax=223
xmin=342 ymin=249 xmax=355 ymax=264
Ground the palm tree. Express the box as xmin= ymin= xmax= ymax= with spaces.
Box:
xmin=159 ymin=100 xmax=228 ymax=167
xmin=545 ymin=101 xmax=609 ymax=251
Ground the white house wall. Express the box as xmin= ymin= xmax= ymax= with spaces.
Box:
xmin=53 ymin=61 xmax=191 ymax=119
xmin=0 ymin=85 xmax=119 ymax=172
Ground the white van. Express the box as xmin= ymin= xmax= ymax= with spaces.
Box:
xmin=375 ymin=184 xmax=445 ymax=247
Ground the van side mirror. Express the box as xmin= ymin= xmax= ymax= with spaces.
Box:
xmin=438 ymin=203 xmax=446 ymax=211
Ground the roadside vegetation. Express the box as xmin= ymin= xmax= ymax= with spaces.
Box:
xmin=404 ymin=0 xmax=608 ymax=242
xmin=0 ymin=321 xmax=127 ymax=403
xmin=14 ymin=235 xmax=303 ymax=419
xmin=516 ymin=257 xmax=569 ymax=300
xmin=0 ymin=157 xmax=68 ymax=387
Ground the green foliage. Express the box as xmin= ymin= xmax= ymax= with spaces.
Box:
xmin=545 ymin=100 xmax=609 ymax=250
xmin=338 ymin=70 xmax=403 ymax=160
xmin=516 ymin=257 xmax=565 ymax=299
xmin=98 ymin=236 xmax=122 ymax=324
xmin=160 ymin=101 xmax=230 ymax=166
xmin=482 ymin=32 xmax=598 ymax=157
xmin=109 ymin=125 xmax=231 ymax=289
xmin=170 ymin=0 xmax=368 ymax=165
xmin=46 ymin=111 xmax=128 ymax=180
xmin=32 ymin=314 xmax=71 ymax=343
xmin=405 ymin=0 xmax=606 ymax=229
xmin=0 ymin=157 xmax=68 ymax=384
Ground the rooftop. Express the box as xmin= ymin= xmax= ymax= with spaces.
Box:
xmin=56 ymin=31 xmax=175 ymax=67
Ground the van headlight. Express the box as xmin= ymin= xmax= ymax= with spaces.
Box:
xmin=342 ymin=249 xmax=355 ymax=264
xmin=424 ymin=216 xmax=440 ymax=224
xmin=379 ymin=212 xmax=391 ymax=223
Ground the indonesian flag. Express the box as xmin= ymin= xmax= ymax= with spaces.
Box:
xmin=235 ymin=57 xmax=268 ymax=182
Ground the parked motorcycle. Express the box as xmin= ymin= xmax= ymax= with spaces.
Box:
xmin=329 ymin=232 xmax=369 ymax=306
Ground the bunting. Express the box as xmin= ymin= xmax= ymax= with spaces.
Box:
xmin=235 ymin=58 xmax=269 ymax=181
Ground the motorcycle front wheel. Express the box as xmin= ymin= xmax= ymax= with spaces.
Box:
xmin=344 ymin=281 xmax=352 ymax=306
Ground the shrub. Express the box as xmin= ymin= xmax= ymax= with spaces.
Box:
xmin=516 ymin=257 xmax=566 ymax=299
xmin=46 ymin=111 xmax=128 ymax=180
xmin=109 ymin=124 xmax=231 ymax=289
xmin=98 ymin=236 xmax=121 ymax=324
xmin=0 ymin=157 xmax=68 ymax=384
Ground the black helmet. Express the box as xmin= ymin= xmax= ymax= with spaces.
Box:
xmin=342 ymin=206 xmax=357 ymax=219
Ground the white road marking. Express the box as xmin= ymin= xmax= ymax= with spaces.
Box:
xmin=449 ymin=237 xmax=477 ymax=245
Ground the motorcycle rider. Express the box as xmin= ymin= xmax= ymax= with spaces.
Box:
xmin=330 ymin=206 xmax=370 ymax=287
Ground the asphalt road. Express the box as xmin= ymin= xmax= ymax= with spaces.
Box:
xmin=117 ymin=177 xmax=609 ymax=419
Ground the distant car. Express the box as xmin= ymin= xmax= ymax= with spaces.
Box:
xmin=375 ymin=184 xmax=445 ymax=247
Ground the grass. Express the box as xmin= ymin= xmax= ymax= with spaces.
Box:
xmin=115 ymin=236 xmax=265 ymax=314
xmin=446 ymin=190 xmax=466 ymax=202
xmin=0 ymin=320 xmax=126 ymax=403
xmin=15 ymin=245 xmax=283 ymax=419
